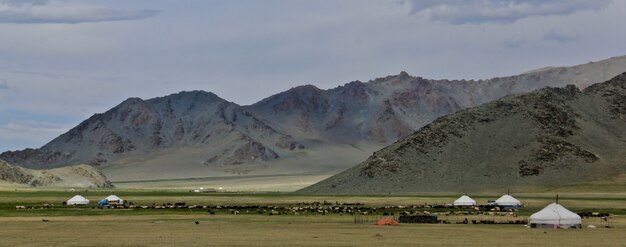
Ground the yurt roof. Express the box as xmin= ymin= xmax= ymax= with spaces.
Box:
xmin=495 ymin=194 xmax=521 ymax=205
xmin=454 ymin=195 xmax=476 ymax=204
xmin=530 ymin=203 xmax=581 ymax=225
xmin=68 ymin=195 xmax=88 ymax=201
xmin=105 ymin=195 xmax=123 ymax=201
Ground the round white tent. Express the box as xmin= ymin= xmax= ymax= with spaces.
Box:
xmin=530 ymin=203 xmax=582 ymax=229
xmin=104 ymin=195 xmax=124 ymax=205
xmin=66 ymin=195 xmax=90 ymax=205
xmin=495 ymin=194 xmax=523 ymax=207
xmin=453 ymin=195 xmax=476 ymax=206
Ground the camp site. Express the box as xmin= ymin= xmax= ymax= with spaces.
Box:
xmin=0 ymin=189 xmax=624 ymax=246
xmin=1 ymin=1 xmax=626 ymax=246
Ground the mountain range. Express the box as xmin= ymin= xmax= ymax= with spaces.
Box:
xmin=1 ymin=55 xmax=625 ymax=185
xmin=299 ymin=72 xmax=626 ymax=193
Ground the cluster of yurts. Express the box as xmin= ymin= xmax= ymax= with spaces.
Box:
xmin=65 ymin=194 xmax=124 ymax=206
xmin=65 ymin=193 xmax=582 ymax=229
xmin=454 ymin=194 xmax=582 ymax=229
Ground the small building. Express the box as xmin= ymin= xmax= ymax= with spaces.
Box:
xmin=66 ymin=195 xmax=90 ymax=205
xmin=453 ymin=195 xmax=476 ymax=206
xmin=529 ymin=203 xmax=582 ymax=229
xmin=495 ymin=194 xmax=523 ymax=208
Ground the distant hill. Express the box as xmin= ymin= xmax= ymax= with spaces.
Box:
xmin=0 ymin=159 xmax=113 ymax=188
xmin=1 ymin=55 xmax=625 ymax=183
xmin=298 ymin=73 xmax=626 ymax=194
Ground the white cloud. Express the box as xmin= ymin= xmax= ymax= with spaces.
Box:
xmin=543 ymin=29 xmax=579 ymax=43
xmin=502 ymin=36 xmax=527 ymax=48
xmin=0 ymin=79 xmax=8 ymax=90
xmin=406 ymin=0 xmax=612 ymax=24
xmin=0 ymin=0 xmax=47 ymax=6
xmin=0 ymin=0 xmax=160 ymax=24
xmin=0 ymin=121 xmax=72 ymax=151
xmin=0 ymin=70 xmax=127 ymax=118
xmin=0 ymin=79 xmax=8 ymax=101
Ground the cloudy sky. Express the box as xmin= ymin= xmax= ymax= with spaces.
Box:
xmin=0 ymin=0 xmax=625 ymax=152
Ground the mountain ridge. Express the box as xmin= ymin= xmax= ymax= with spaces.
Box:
xmin=1 ymin=55 xmax=625 ymax=184
xmin=298 ymin=73 xmax=626 ymax=194
xmin=1 ymin=90 xmax=303 ymax=169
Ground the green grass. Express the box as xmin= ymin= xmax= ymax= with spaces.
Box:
xmin=1 ymin=190 xmax=625 ymax=217
xmin=0 ymin=189 xmax=625 ymax=246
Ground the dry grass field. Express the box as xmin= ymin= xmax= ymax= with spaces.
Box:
xmin=0 ymin=190 xmax=624 ymax=246
xmin=0 ymin=215 xmax=624 ymax=246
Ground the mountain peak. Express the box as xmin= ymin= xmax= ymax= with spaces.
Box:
xmin=369 ymin=71 xmax=415 ymax=84
xmin=147 ymin=90 xmax=226 ymax=104
xmin=120 ymin=97 xmax=144 ymax=104
xmin=290 ymin=84 xmax=321 ymax=92
xmin=173 ymin=90 xmax=218 ymax=97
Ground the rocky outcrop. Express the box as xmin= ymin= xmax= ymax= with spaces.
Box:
xmin=517 ymin=137 xmax=599 ymax=177
xmin=204 ymin=134 xmax=281 ymax=166
xmin=0 ymin=160 xmax=113 ymax=188
xmin=0 ymin=160 xmax=34 ymax=184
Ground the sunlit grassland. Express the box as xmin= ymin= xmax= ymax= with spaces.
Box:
xmin=0 ymin=189 xmax=624 ymax=246
xmin=1 ymin=189 xmax=624 ymax=215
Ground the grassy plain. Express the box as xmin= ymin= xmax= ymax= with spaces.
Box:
xmin=0 ymin=189 xmax=624 ymax=246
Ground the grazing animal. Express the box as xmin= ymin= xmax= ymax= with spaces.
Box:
xmin=269 ymin=210 xmax=280 ymax=215
xmin=194 ymin=219 xmax=199 ymax=225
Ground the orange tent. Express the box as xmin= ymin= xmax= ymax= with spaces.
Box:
xmin=375 ymin=218 xmax=399 ymax=226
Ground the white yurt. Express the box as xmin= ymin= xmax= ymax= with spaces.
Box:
xmin=66 ymin=195 xmax=90 ymax=205
xmin=453 ymin=195 xmax=476 ymax=206
xmin=529 ymin=203 xmax=582 ymax=229
xmin=495 ymin=194 xmax=523 ymax=207
xmin=104 ymin=195 xmax=124 ymax=205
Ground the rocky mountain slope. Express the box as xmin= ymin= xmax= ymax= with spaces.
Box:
xmin=1 ymin=91 xmax=303 ymax=170
xmin=248 ymin=55 xmax=626 ymax=144
xmin=298 ymin=73 xmax=626 ymax=194
xmin=0 ymin=159 xmax=113 ymax=188
xmin=1 ymin=55 xmax=625 ymax=183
